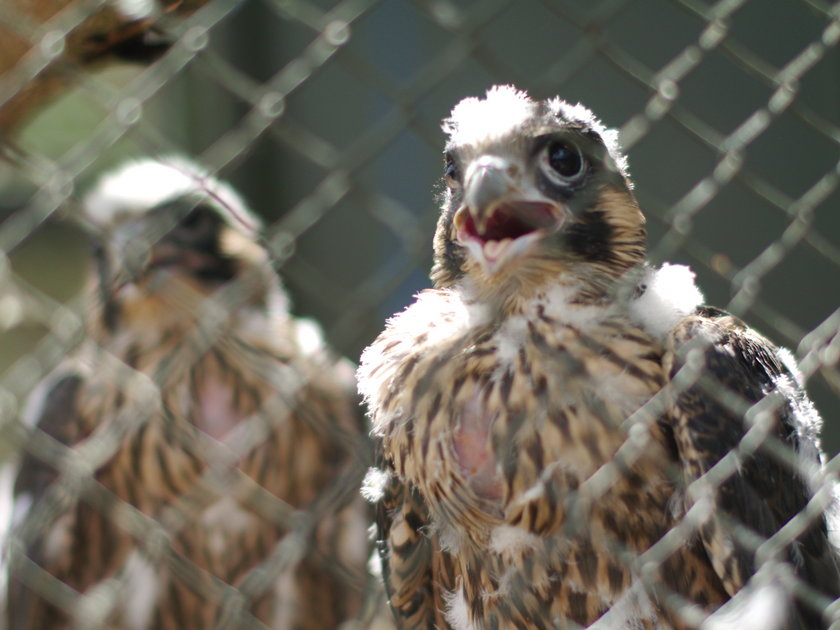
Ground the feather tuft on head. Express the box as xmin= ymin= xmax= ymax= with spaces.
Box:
xmin=443 ymin=85 xmax=631 ymax=184
xmin=442 ymin=85 xmax=536 ymax=148
xmin=83 ymin=157 xmax=261 ymax=234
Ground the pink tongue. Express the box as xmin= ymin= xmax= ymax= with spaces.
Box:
xmin=477 ymin=202 xmax=556 ymax=242
xmin=453 ymin=392 xmax=502 ymax=502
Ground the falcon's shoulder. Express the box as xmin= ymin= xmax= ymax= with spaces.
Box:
xmin=664 ymin=305 xmax=840 ymax=626
xmin=358 ymin=288 xmax=487 ymax=438
xmin=7 ymin=360 xmax=89 ymax=630
xmin=238 ymin=307 xmax=365 ymax=440
xmin=365 ymin=462 xmax=441 ymax=630
xmin=14 ymin=371 xmax=85 ymax=501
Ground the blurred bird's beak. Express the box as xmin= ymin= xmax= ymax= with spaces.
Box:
xmin=82 ymin=23 xmax=173 ymax=63
xmin=110 ymin=208 xmax=233 ymax=288
xmin=453 ymin=156 xmax=562 ymax=275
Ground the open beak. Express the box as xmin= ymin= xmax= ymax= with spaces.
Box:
xmin=454 ymin=156 xmax=563 ymax=275
xmin=113 ymin=213 xmax=236 ymax=287
xmin=146 ymin=228 xmax=237 ymax=284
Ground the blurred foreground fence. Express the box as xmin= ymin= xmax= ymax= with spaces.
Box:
xmin=0 ymin=0 xmax=839 ymax=627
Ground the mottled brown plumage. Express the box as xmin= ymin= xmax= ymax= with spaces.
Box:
xmin=359 ymin=86 xmax=840 ymax=629
xmin=8 ymin=157 xmax=370 ymax=629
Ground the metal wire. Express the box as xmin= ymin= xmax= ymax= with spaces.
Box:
xmin=0 ymin=0 xmax=839 ymax=627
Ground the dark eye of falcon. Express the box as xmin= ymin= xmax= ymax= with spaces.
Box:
xmin=168 ymin=206 xmax=222 ymax=248
xmin=542 ymin=139 xmax=586 ymax=184
xmin=179 ymin=205 xmax=217 ymax=232
xmin=444 ymin=153 xmax=461 ymax=188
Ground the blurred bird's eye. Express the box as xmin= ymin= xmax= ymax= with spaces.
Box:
xmin=543 ymin=140 xmax=585 ymax=182
xmin=180 ymin=206 xmax=215 ymax=231
xmin=444 ymin=154 xmax=461 ymax=187
xmin=181 ymin=211 xmax=204 ymax=230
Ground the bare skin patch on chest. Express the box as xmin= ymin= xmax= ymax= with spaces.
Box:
xmin=453 ymin=389 xmax=503 ymax=503
xmin=196 ymin=377 xmax=246 ymax=440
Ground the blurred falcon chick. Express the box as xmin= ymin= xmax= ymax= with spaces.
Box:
xmin=358 ymin=86 xmax=840 ymax=629
xmin=8 ymin=157 xmax=369 ymax=629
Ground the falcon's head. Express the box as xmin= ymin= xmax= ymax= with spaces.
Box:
xmin=83 ymin=157 xmax=280 ymax=336
xmin=432 ymin=86 xmax=646 ymax=303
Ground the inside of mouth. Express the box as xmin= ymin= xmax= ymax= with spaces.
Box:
xmin=149 ymin=244 xmax=238 ymax=283
xmin=463 ymin=202 xmax=556 ymax=243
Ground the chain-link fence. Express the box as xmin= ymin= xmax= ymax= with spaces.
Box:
xmin=0 ymin=0 xmax=838 ymax=628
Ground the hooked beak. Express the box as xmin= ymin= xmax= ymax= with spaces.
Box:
xmin=462 ymin=156 xmax=516 ymax=233
xmin=112 ymin=212 xmax=237 ymax=289
xmin=453 ymin=156 xmax=563 ymax=275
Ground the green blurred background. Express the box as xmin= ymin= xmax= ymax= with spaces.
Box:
xmin=2 ymin=0 xmax=839 ymax=451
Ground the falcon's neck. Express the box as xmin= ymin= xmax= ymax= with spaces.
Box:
xmin=455 ymin=266 xmax=634 ymax=326
xmin=455 ymin=262 xmax=704 ymax=340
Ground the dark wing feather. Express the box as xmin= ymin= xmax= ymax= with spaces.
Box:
xmin=7 ymin=373 xmax=88 ymax=630
xmin=667 ymin=306 xmax=840 ymax=627
xmin=375 ymin=458 xmax=440 ymax=630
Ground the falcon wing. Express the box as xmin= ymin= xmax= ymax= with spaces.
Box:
xmin=7 ymin=371 xmax=85 ymax=630
xmin=666 ymin=306 xmax=840 ymax=626
xmin=374 ymin=459 xmax=441 ymax=630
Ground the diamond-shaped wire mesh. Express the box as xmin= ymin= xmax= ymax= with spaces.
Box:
xmin=0 ymin=0 xmax=839 ymax=628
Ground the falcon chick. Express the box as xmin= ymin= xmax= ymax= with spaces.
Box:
xmin=8 ymin=157 xmax=369 ymax=629
xmin=358 ymin=86 xmax=840 ymax=629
